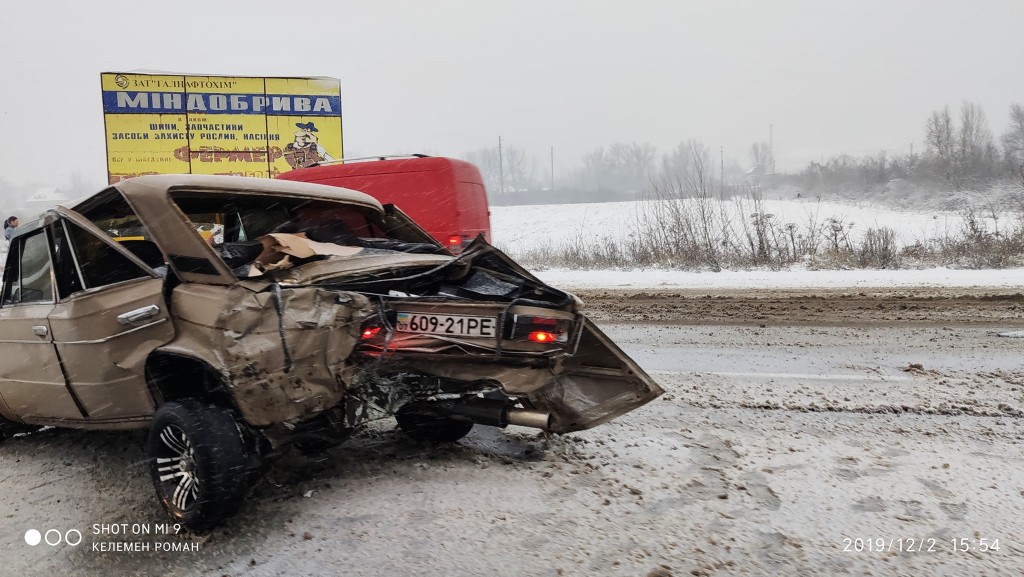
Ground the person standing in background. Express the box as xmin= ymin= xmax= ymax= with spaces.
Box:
xmin=3 ymin=216 xmax=18 ymax=243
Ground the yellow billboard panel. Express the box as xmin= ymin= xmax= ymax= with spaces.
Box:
xmin=105 ymin=114 xmax=190 ymax=179
xmin=185 ymin=76 xmax=265 ymax=95
xmin=102 ymin=72 xmax=342 ymax=183
xmin=185 ymin=114 xmax=272 ymax=178
xmin=268 ymin=116 xmax=342 ymax=176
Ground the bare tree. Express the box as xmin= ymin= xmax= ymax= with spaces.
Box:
xmin=925 ymin=105 xmax=958 ymax=189
xmin=925 ymin=102 xmax=996 ymax=190
xmin=1002 ymin=102 xmax=1024 ymax=187
xmin=502 ymin=145 xmax=537 ymax=193
xmin=958 ymin=101 xmax=996 ymax=182
xmin=579 ymin=142 xmax=657 ymax=194
xmin=581 ymin=146 xmax=608 ymax=178
xmin=610 ymin=142 xmax=657 ymax=186
xmin=656 ymin=140 xmax=722 ymax=266
xmin=661 ymin=140 xmax=716 ymax=197
xmin=463 ymin=148 xmax=503 ymax=194
xmin=748 ymin=141 xmax=773 ymax=174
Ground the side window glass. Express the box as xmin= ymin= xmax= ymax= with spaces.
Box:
xmin=52 ymin=221 xmax=85 ymax=299
xmin=1 ymin=231 xmax=54 ymax=305
xmin=66 ymin=221 xmax=150 ymax=289
xmin=80 ymin=188 xmax=154 ymax=243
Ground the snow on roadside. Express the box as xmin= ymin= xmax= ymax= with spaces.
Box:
xmin=531 ymin=266 xmax=1024 ymax=291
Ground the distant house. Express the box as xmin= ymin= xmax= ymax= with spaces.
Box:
xmin=24 ymin=187 xmax=70 ymax=215
xmin=743 ymin=164 xmax=770 ymax=200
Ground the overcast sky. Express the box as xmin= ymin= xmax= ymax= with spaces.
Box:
xmin=1 ymin=0 xmax=1022 ymax=188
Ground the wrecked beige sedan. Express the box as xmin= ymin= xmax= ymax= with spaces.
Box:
xmin=0 ymin=174 xmax=662 ymax=528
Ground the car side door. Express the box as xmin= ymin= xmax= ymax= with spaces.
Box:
xmin=0 ymin=227 xmax=85 ymax=423
xmin=46 ymin=211 xmax=175 ymax=422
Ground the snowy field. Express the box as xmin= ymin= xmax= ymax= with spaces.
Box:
xmin=490 ymin=197 xmax=1023 ymax=290
xmin=491 ymin=197 xmax=1007 ymax=255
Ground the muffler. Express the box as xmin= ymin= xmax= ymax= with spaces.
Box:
xmin=415 ymin=398 xmax=552 ymax=431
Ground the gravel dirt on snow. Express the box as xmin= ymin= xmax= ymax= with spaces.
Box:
xmin=1 ymin=286 xmax=1022 ymax=576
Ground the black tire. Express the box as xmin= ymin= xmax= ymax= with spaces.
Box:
xmin=396 ymin=404 xmax=474 ymax=443
xmin=148 ymin=400 xmax=251 ymax=530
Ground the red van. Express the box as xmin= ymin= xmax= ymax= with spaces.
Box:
xmin=276 ymin=155 xmax=491 ymax=254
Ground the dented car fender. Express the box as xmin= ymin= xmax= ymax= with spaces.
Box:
xmin=165 ymin=282 xmax=376 ymax=427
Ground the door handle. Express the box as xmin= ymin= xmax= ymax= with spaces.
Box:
xmin=32 ymin=325 xmax=48 ymax=337
xmin=117 ymin=305 xmax=161 ymax=325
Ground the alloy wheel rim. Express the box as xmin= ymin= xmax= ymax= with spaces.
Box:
xmin=154 ymin=424 xmax=200 ymax=512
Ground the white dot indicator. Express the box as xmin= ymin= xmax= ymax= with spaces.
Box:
xmin=24 ymin=529 xmax=41 ymax=546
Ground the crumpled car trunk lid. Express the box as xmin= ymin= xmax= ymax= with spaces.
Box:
xmin=528 ymin=318 xmax=664 ymax=433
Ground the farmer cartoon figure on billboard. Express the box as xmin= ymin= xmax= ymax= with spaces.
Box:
xmin=283 ymin=121 xmax=335 ymax=169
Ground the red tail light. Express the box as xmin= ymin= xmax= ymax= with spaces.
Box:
xmin=510 ymin=314 xmax=570 ymax=344
xmin=361 ymin=326 xmax=381 ymax=339
xmin=528 ymin=331 xmax=557 ymax=343
xmin=448 ymin=235 xmax=461 ymax=246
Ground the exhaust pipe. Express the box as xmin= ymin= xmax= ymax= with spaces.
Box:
xmin=506 ymin=409 xmax=552 ymax=430
xmin=416 ymin=398 xmax=552 ymax=431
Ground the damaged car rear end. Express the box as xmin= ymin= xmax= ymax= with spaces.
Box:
xmin=0 ymin=174 xmax=661 ymax=528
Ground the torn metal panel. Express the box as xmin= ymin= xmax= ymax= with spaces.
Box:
xmin=525 ymin=318 xmax=663 ymax=433
xmin=271 ymin=253 xmax=456 ymax=286
xmin=212 ymin=285 xmax=375 ymax=427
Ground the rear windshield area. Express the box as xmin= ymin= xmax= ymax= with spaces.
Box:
xmin=169 ymin=191 xmax=387 ymax=245
xmin=168 ymin=191 xmax=444 ymax=277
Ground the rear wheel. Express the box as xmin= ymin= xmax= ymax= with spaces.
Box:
xmin=396 ymin=403 xmax=474 ymax=443
xmin=148 ymin=400 xmax=251 ymax=530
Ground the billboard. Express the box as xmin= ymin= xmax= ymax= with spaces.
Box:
xmin=101 ymin=72 xmax=342 ymax=183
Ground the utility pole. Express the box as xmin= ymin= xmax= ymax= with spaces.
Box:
xmin=720 ymin=146 xmax=724 ymax=196
xmin=769 ymin=123 xmax=775 ymax=189
xmin=498 ymin=136 xmax=505 ymax=195
xmin=550 ymin=146 xmax=555 ymax=191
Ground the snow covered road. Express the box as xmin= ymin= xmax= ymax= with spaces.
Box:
xmin=2 ymin=286 xmax=1022 ymax=576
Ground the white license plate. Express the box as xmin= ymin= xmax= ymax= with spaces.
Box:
xmin=396 ymin=312 xmax=498 ymax=338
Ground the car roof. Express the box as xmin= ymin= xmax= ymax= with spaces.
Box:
xmin=108 ymin=174 xmax=385 ymax=212
xmin=77 ymin=174 xmax=388 ymax=286
xmin=11 ymin=175 xmax=384 ymax=239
